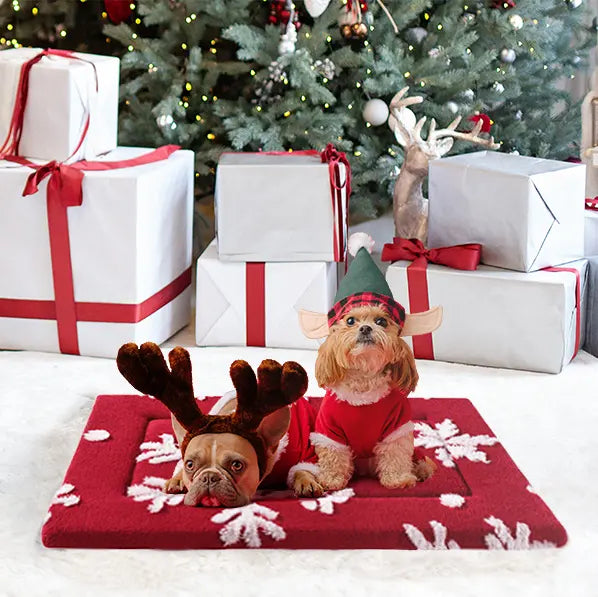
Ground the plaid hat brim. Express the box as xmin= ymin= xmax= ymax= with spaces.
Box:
xmin=327 ymin=292 xmax=406 ymax=328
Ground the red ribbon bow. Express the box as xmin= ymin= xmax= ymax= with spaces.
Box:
xmin=380 ymin=238 xmax=482 ymax=360
xmin=586 ymin=198 xmax=598 ymax=211
xmin=381 ymin=238 xmax=482 ymax=270
xmin=0 ymin=49 xmax=98 ymax=160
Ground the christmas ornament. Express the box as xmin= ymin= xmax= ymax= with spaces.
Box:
xmin=469 ymin=113 xmax=493 ymax=134
xmin=269 ymin=0 xmax=301 ymax=28
xmin=304 ymin=0 xmax=330 ymax=18
xmin=313 ymin=58 xmax=336 ymax=79
xmin=156 ymin=114 xmax=176 ymax=130
xmin=405 ymin=27 xmax=428 ymax=45
xmin=428 ymin=47 xmax=441 ymax=58
xmin=446 ymin=101 xmax=459 ymax=114
xmin=491 ymin=0 xmax=516 ymax=8
xmin=492 ymin=82 xmax=505 ymax=94
xmin=278 ymin=14 xmax=298 ymax=54
xmin=509 ymin=14 xmax=523 ymax=30
xmin=500 ymin=48 xmax=516 ymax=63
xmin=462 ymin=89 xmax=475 ymax=101
xmin=387 ymin=88 xmax=498 ymax=242
xmin=362 ymin=98 xmax=389 ymax=126
xmin=104 ymin=0 xmax=133 ymax=24
xmin=339 ymin=1 xmax=369 ymax=41
xmin=567 ymin=0 xmax=582 ymax=8
xmin=253 ymin=60 xmax=288 ymax=106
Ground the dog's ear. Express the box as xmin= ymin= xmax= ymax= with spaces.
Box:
xmin=171 ymin=415 xmax=187 ymax=446
xmin=257 ymin=406 xmax=291 ymax=451
xmin=315 ymin=335 xmax=345 ymax=388
xmin=389 ymin=338 xmax=419 ymax=394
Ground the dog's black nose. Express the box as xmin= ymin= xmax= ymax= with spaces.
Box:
xmin=359 ymin=325 xmax=372 ymax=335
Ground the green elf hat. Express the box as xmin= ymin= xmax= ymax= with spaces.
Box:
xmin=299 ymin=233 xmax=443 ymax=339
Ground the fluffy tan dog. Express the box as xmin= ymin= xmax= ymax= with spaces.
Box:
xmin=298 ymin=232 xmax=442 ymax=492
xmin=312 ymin=304 xmax=435 ymax=490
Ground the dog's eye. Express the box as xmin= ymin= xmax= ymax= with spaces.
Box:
xmin=230 ymin=460 xmax=245 ymax=473
xmin=346 ymin=317 xmax=356 ymax=326
xmin=184 ymin=460 xmax=194 ymax=470
xmin=375 ymin=317 xmax=387 ymax=327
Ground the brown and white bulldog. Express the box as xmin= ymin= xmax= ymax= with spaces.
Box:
xmin=117 ymin=342 xmax=323 ymax=508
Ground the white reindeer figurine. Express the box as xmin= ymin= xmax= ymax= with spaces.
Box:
xmin=388 ymin=87 xmax=500 ymax=242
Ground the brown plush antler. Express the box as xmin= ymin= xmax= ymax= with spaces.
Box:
xmin=116 ymin=342 xmax=206 ymax=432
xmin=230 ymin=359 xmax=308 ymax=430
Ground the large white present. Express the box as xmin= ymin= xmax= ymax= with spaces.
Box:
xmin=386 ymin=257 xmax=587 ymax=374
xmin=585 ymin=203 xmax=598 ymax=256
xmin=215 ymin=148 xmax=349 ymax=262
xmin=428 ymin=151 xmax=585 ymax=272
xmin=196 ymin=241 xmax=338 ymax=349
xmin=0 ymin=48 xmax=119 ymax=162
xmin=0 ymin=146 xmax=194 ymax=358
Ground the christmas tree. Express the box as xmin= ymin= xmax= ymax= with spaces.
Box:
xmin=0 ymin=0 xmax=593 ymax=219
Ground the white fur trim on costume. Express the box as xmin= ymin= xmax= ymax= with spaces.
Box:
xmin=286 ymin=462 xmax=320 ymax=488
xmin=381 ymin=421 xmax=415 ymax=443
xmin=309 ymin=432 xmax=350 ymax=452
xmin=272 ymin=433 xmax=289 ymax=465
xmin=208 ymin=390 xmax=237 ymax=415
xmin=330 ymin=383 xmax=391 ymax=406
xmin=348 ymin=232 xmax=375 ymax=257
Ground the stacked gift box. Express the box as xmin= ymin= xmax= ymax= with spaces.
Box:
xmin=384 ymin=151 xmax=590 ymax=374
xmin=0 ymin=48 xmax=194 ymax=358
xmin=195 ymin=149 xmax=349 ymax=349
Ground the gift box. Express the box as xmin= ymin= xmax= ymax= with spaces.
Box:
xmin=196 ymin=241 xmax=337 ymax=349
xmin=584 ymin=256 xmax=598 ymax=358
xmin=386 ymin=257 xmax=588 ymax=374
xmin=0 ymin=146 xmax=194 ymax=358
xmin=586 ymin=208 xmax=598 ymax=257
xmin=215 ymin=147 xmax=349 ymax=262
xmin=0 ymin=48 xmax=119 ymax=162
xmin=428 ymin=151 xmax=585 ymax=272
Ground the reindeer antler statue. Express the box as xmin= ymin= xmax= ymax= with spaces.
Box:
xmin=388 ymin=87 xmax=500 ymax=242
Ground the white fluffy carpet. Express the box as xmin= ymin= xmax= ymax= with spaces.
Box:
xmin=1 ymin=326 xmax=597 ymax=597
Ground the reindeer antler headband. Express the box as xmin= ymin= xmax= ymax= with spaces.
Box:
xmin=116 ymin=342 xmax=308 ymax=475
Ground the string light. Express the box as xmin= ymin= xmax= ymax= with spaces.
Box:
xmin=250 ymin=69 xmax=256 ymax=76
xmin=207 ymin=133 xmax=216 ymax=140
xmin=256 ymin=106 xmax=262 ymax=112
xmin=181 ymin=43 xmax=187 ymax=49
xmin=185 ymin=82 xmax=192 ymax=91
xmin=283 ymin=110 xmax=291 ymax=117
xmin=31 ymin=7 xmax=38 ymax=15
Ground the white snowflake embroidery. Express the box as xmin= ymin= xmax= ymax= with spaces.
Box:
xmin=44 ymin=483 xmax=81 ymax=523
xmin=127 ymin=476 xmax=185 ymax=513
xmin=404 ymin=520 xmax=461 ymax=550
xmin=300 ymin=488 xmax=355 ymax=515
xmin=439 ymin=493 xmax=466 ymax=508
xmin=83 ymin=429 xmax=111 ymax=442
xmin=414 ymin=418 xmax=498 ymax=468
xmin=211 ymin=503 xmax=286 ymax=548
xmin=137 ymin=433 xmax=180 ymax=464
xmin=484 ymin=516 xmax=557 ymax=550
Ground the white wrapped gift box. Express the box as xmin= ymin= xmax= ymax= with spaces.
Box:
xmin=585 ymin=208 xmax=598 ymax=256
xmin=386 ymin=259 xmax=587 ymax=374
xmin=0 ymin=147 xmax=194 ymax=358
xmin=215 ymin=150 xmax=349 ymax=262
xmin=428 ymin=151 xmax=585 ymax=272
xmin=196 ymin=241 xmax=338 ymax=349
xmin=0 ymin=48 xmax=119 ymax=162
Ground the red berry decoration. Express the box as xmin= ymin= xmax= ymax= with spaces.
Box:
xmin=269 ymin=0 xmax=301 ymax=29
xmin=469 ymin=114 xmax=493 ymax=134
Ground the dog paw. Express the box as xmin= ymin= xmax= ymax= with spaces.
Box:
xmin=379 ymin=471 xmax=417 ymax=489
xmin=293 ymin=471 xmax=324 ymax=498
xmin=414 ymin=456 xmax=436 ymax=482
xmin=164 ymin=476 xmax=186 ymax=494
xmin=317 ymin=473 xmax=349 ymax=492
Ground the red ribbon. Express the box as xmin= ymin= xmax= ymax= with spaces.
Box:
xmin=246 ymin=263 xmax=266 ymax=347
xmin=586 ymin=198 xmax=598 ymax=211
xmin=542 ymin=267 xmax=582 ymax=360
xmin=0 ymin=49 xmax=98 ymax=160
xmin=4 ymin=145 xmax=183 ymax=355
xmin=381 ymin=238 xmax=482 ymax=359
xmin=260 ymin=145 xmax=351 ymax=262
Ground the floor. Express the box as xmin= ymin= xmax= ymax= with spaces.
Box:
xmin=1 ymin=324 xmax=597 ymax=597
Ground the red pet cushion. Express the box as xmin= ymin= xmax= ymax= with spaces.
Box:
xmin=42 ymin=395 xmax=567 ymax=550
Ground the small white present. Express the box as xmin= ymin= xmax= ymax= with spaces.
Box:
xmin=0 ymin=146 xmax=194 ymax=358
xmin=0 ymin=48 xmax=119 ymax=162
xmin=428 ymin=151 xmax=585 ymax=272
xmin=215 ymin=147 xmax=349 ymax=262
xmin=385 ymin=256 xmax=587 ymax=374
xmin=196 ymin=241 xmax=338 ymax=349
xmin=585 ymin=201 xmax=598 ymax=257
